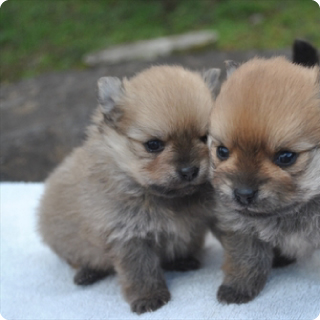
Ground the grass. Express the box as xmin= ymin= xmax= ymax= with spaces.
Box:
xmin=1 ymin=0 xmax=320 ymax=83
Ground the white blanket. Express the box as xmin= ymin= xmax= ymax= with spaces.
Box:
xmin=1 ymin=183 xmax=320 ymax=320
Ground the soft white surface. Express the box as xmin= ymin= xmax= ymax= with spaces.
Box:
xmin=1 ymin=182 xmax=320 ymax=320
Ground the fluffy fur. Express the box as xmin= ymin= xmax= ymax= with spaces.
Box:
xmin=209 ymin=57 xmax=320 ymax=304
xmin=38 ymin=65 xmax=220 ymax=314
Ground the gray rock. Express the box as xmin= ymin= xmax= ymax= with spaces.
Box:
xmin=84 ymin=30 xmax=218 ymax=66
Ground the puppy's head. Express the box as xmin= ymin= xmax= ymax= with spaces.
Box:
xmin=210 ymin=57 xmax=320 ymax=217
xmin=95 ymin=65 xmax=220 ymax=198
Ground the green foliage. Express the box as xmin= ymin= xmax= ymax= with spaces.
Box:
xmin=1 ymin=0 xmax=319 ymax=83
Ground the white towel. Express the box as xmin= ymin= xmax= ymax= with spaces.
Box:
xmin=1 ymin=183 xmax=319 ymax=320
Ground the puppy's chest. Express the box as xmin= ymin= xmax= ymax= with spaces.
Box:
xmin=106 ymin=199 xmax=205 ymax=246
xmin=218 ymin=200 xmax=320 ymax=256
xmin=253 ymin=209 xmax=320 ymax=256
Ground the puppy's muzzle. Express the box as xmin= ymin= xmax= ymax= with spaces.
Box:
xmin=178 ymin=166 xmax=199 ymax=182
xmin=234 ymin=188 xmax=258 ymax=206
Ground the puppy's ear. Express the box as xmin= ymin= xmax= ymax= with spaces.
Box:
xmin=202 ymin=68 xmax=221 ymax=95
xmin=97 ymin=77 xmax=124 ymax=124
xmin=292 ymin=39 xmax=319 ymax=67
xmin=225 ymin=60 xmax=240 ymax=78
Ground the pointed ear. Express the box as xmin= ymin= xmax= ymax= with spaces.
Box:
xmin=97 ymin=77 xmax=124 ymax=123
xmin=202 ymin=68 xmax=221 ymax=94
xmin=225 ymin=60 xmax=240 ymax=78
xmin=293 ymin=39 xmax=319 ymax=67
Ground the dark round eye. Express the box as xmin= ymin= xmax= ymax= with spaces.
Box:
xmin=217 ymin=146 xmax=229 ymax=160
xmin=144 ymin=139 xmax=165 ymax=153
xmin=274 ymin=151 xmax=297 ymax=167
xmin=200 ymin=135 xmax=208 ymax=143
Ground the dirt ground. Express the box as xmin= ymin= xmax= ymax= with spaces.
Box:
xmin=1 ymin=47 xmax=291 ymax=181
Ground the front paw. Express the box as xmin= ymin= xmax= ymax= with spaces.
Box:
xmin=217 ymin=284 xmax=257 ymax=304
xmin=131 ymin=290 xmax=171 ymax=314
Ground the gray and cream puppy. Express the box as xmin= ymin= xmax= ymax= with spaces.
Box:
xmin=38 ymin=65 xmax=220 ymax=314
xmin=209 ymin=57 xmax=320 ymax=304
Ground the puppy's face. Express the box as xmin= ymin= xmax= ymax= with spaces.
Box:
xmin=210 ymin=57 xmax=320 ymax=217
xmin=97 ymin=66 xmax=219 ymax=198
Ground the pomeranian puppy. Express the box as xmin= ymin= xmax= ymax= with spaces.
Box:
xmin=38 ymin=65 xmax=220 ymax=314
xmin=209 ymin=57 xmax=320 ymax=304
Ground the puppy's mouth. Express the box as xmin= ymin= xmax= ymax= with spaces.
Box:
xmin=148 ymin=184 xmax=202 ymax=198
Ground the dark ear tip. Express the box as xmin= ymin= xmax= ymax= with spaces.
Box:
xmin=224 ymin=60 xmax=238 ymax=67
xmin=225 ymin=60 xmax=240 ymax=78
xmin=224 ymin=60 xmax=241 ymax=70
xmin=293 ymin=39 xmax=317 ymax=53
xmin=292 ymin=39 xmax=319 ymax=67
xmin=293 ymin=39 xmax=304 ymax=46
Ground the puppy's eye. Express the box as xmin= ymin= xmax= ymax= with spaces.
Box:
xmin=144 ymin=140 xmax=165 ymax=153
xmin=200 ymin=135 xmax=208 ymax=143
xmin=274 ymin=151 xmax=297 ymax=167
xmin=217 ymin=146 xmax=229 ymax=160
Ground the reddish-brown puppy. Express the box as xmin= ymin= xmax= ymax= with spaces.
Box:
xmin=209 ymin=57 xmax=320 ymax=304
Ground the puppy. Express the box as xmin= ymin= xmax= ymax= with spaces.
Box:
xmin=209 ymin=57 xmax=320 ymax=304
xmin=38 ymin=65 xmax=220 ymax=314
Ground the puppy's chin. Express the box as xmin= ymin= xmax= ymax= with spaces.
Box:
xmin=232 ymin=201 xmax=303 ymax=218
xmin=235 ymin=208 xmax=280 ymax=218
xmin=148 ymin=183 xmax=205 ymax=198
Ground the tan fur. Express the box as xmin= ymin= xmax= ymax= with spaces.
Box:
xmin=38 ymin=65 xmax=217 ymax=313
xmin=211 ymin=57 xmax=320 ymax=212
xmin=209 ymin=57 xmax=320 ymax=304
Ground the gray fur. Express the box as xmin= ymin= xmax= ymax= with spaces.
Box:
xmin=97 ymin=76 xmax=124 ymax=125
xmin=202 ymin=68 xmax=221 ymax=96
xmin=97 ymin=76 xmax=123 ymax=112
xmin=214 ymin=195 xmax=320 ymax=304
xmin=225 ymin=60 xmax=240 ymax=78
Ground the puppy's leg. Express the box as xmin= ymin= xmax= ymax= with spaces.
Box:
xmin=162 ymin=256 xmax=200 ymax=272
xmin=272 ymin=247 xmax=296 ymax=268
xmin=114 ymin=239 xmax=170 ymax=314
xmin=74 ymin=267 xmax=111 ymax=285
xmin=217 ymin=232 xmax=273 ymax=304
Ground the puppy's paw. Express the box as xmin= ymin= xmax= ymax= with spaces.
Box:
xmin=131 ymin=290 xmax=170 ymax=314
xmin=74 ymin=267 xmax=110 ymax=285
xmin=217 ymin=284 xmax=256 ymax=304
xmin=163 ymin=256 xmax=201 ymax=272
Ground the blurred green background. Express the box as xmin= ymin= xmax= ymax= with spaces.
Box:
xmin=1 ymin=0 xmax=319 ymax=84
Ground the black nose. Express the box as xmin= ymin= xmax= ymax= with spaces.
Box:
xmin=179 ymin=166 xmax=199 ymax=182
xmin=234 ymin=188 xmax=257 ymax=205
